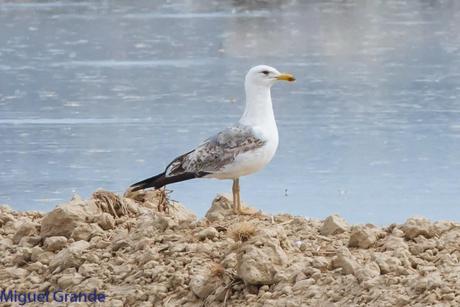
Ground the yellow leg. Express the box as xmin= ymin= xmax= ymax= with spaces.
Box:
xmin=232 ymin=179 xmax=239 ymax=214
xmin=233 ymin=178 xmax=258 ymax=215
xmin=235 ymin=178 xmax=241 ymax=213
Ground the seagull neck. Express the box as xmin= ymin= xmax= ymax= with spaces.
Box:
xmin=239 ymin=85 xmax=275 ymax=127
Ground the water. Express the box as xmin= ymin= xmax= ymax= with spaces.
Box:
xmin=1 ymin=0 xmax=459 ymax=225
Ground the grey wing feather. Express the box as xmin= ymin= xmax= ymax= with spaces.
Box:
xmin=166 ymin=125 xmax=265 ymax=176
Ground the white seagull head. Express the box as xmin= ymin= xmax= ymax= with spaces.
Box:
xmin=245 ymin=65 xmax=295 ymax=88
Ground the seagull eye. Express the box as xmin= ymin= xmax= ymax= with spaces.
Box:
xmin=261 ymin=70 xmax=270 ymax=75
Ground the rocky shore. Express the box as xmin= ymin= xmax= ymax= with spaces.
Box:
xmin=0 ymin=190 xmax=459 ymax=306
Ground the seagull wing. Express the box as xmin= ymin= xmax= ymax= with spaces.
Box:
xmin=167 ymin=124 xmax=266 ymax=176
xmin=130 ymin=124 xmax=266 ymax=191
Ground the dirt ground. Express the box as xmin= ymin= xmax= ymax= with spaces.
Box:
xmin=0 ymin=190 xmax=459 ymax=306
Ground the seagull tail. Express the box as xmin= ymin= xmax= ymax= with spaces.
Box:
xmin=129 ymin=172 xmax=201 ymax=192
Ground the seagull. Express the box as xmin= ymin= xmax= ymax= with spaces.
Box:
xmin=130 ymin=65 xmax=295 ymax=214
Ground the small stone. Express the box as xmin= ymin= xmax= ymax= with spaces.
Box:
xmin=320 ymin=215 xmax=349 ymax=235
xmin=348 ymin=225 xmax=378 ymax=248
xmin=383 ymin=235 xmax=409 ymax=251
xmin=30 ymin=246 xmax=44 ymax=262
xmin=189 ymin=271 xmax=221 ymax=299
xmin=400 ymin=217 xmax=435 ymax=239
xmin=78 ymin=277 xmax=103 ymax=289
xmin=331 ymin=247 xmax=358 ymax=275
xmin=292 ymin=278 xmax=315 ymax=292
xmin=57 ymin=272 xmax=84 ymax=289
xmin=40 ymin=198 xmax=100 ymax=238
xmin=71 ymin=223 xmax=104 ymax=241
xmin=13 ymin=221 xmax=39 ymax=244
xmin=237 ymin=230 xmax=288 ymax=285
xmin=205 ymin=194 xmax=234 ymax=222
xmin=44 ymin=236 xmax=67 ymax=252
xmin=5 ymin=267 xmax=28 ymax=279
xmin=411 ymin=272 xmax=443 ymax=293
xmin=79 ymin=263 xmax=99 ymax=277
xmin=312 ymin=257 xmax=329 ymax=271
xmin=49 ymin=240 xmax=90 ymax=272
xmin=196 ymin=227 xmax=219 ymax=241
xmin=97 ymin=213 xmax=115 ymax=230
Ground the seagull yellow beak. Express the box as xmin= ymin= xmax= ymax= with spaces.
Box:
xmin=276 ymin=73 xmax=296 ymax=82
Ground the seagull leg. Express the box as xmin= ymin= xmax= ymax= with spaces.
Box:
xmin=232 ymin=179 xmax=239 ymax=214
xmin=235 ymin=178 xmax=241 ymax=213
xmin=234 ymin=178 xmax=258 ymax=215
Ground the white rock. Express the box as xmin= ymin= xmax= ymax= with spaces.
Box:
xmin=196 ymin=227 xmax=218 ymax=241
xmin=40 ymin=198 xmax=100 ymax=238
xmin=0 ymin=212 xmax=14 ymax=226
xmin=36 ymin=251 xmax=55 ymax=265
xmin=57 ymin=272 xmax=84 ymax=289
xmin=78 ymin=277 xmax=103 ymax=290
xmin=13 ymin=221 xmax=39 ymax=244
xmin=354 ymin=262 xmax=380 ymax=283
xmin=400 ymin=217 xmax=435 ymax=239
xmin=71 ymin=223 xmax=104 ymax=241
xmin=97 ymin=213 xmax=115 ymax=230
xmin=205 ymin=194 xmax=234 ymax=222
xmin=0 ymin=238 xmax=13 ymax=251
xmin=348 ymin=225 xmax=378 ymax=248
xmin=373 ymin=253 xmax=402 ymax=274
xmin=5 ymin=267 xmax=28 ymax=279
xmin=383 ymin=235 xmax=409 ymax=251
xmin=292 ymin=278 xmax=315 ymax=292
xmin=189 ymin=270 xmax=220 ymax=299
xmin=237 ymin=230 xmax=288 ymax=285
xmin=312 ymin=256 xmax=329 ymax=270
xmin=79 ymin=263 xmax=99 ymax=277
xmin=411 ymin=272 xmax=443 ymax=293
xmin=44 ymin=236 xmax=67 ymax=252
xmin=320 ymin=215 xmax=349 ymax=236
xmin=331 ymin=247 xmax=358 ymax=275
xmin=49 ymin=240 xmax=90 ymax=272
xmin=168 ymin=202 xmax=197 ymax=225
xmin=30 ymin=246 xmax=44 ymax=262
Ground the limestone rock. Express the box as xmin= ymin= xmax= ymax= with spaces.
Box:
xmin=189 ymin=269 xmax=221 ymax=299
xmin=57 ymin=272 xmax=84 ymax=289
xmin=411 ymin=272 xmax=443 ymax=293
xmin=168 ymin=202 xmax=197 ymax=225
xmin=41 ymin=198 xmax=100 ymax=238
xmin=0 ymin=211 xmax=15 ymax=226
xmin=79 ymin=263 xmax=99 ymax=277
xmin=5 ymin=267 xmax=29 ymax=279
xmin=348 ymin=225 xmax=378 ymax=248
xmin=97 ymin=213 xmax=115 ymax=230
xmin=49 ymin=240 xmax=90 ymax=272
xmin=236 ymin=229 xmax=288 ymax=285
xmin=383 ymin=235 xmax=409 ymax=251
xmin=205 ymin=194 xmax=234 ymax=222
xmin=196 ymin=227 xmax=218 ymax=241
xmin=78 ymin=277 xmax=103 ymax=290
xmin=373 ymin=253 xmax=402 ymax=274
xmin=400 ymin=217 xmax=435 ymax=239
xmin=320 ymin=215 xmax=349 ymax=235
xmin=71 ymin=223 xmax=104 ymax=241
xmin=13 ymin=221 xmax=39 ymax=244
xmin=354 ymin=262 xmax=380 ymax=283
xmin=44 ymin=236 xmax=67 ymax=252
xmin=332 ymin=247 xmax=358 ymax=275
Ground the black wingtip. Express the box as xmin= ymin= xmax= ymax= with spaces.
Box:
xmin=129 ymin=172 xmax=166 ymax=191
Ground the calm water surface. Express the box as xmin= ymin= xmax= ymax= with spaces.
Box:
xmin=1 ymin=0 xmax=460 ymax=224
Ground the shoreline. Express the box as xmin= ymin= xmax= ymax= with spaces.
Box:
xmin=0 ymin=190 xmax=459 ymax=306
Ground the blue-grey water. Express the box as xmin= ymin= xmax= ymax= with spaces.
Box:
xmin=1 ymin=0 xmax=459 ymax=225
